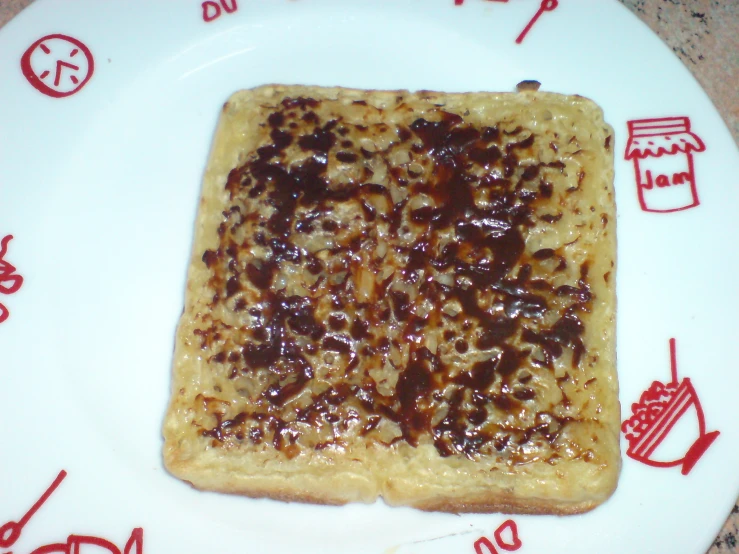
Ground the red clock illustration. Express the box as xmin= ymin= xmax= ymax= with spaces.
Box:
xmin=21 ymin=34 xmax=95 ymax=98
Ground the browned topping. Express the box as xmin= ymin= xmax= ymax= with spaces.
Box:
xmin=193 ymin=95 xmax=599 ymax=462
xmin=516 ymin=80 xmax=542 ymax=92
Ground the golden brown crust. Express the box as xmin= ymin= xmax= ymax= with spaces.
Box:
xmin=414 ymin=498 xmax=597 ymax=515
xmin=162 ymin=84 xmax=619 ymax=514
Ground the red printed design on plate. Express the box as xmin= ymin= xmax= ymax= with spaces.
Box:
xmin=0 ymin=235 xmax=23 ymax=324
xmin=21 ymin=35 xmax=94 ymax=98
xmin=453 ymin=0 xmax=558 ymax=44
xmin=473 ymin=519 xmax=522 ymax=553
xmin=0 ymin=471 xmax=144 ymax=554
xmin=202 ymin=0 xmax=238 ymax=22
xmin=624 ymin=117 xmax=705 ymax=213
xmin=622 ymin=338 xmax=719 ymax=475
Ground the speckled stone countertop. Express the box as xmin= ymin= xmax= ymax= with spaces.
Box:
xmin=0 ymin=0 xmax=736 ymax=552
xmin=620 ymin=0 xmax=737 ymax=145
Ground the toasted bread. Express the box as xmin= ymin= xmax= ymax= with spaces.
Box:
xmin=162 ymin=84 xmax=619 ymax=514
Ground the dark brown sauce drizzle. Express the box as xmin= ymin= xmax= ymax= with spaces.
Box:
xmin=197 ymin=97 xmax=594 ymax=459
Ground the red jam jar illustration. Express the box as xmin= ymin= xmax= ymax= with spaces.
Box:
xmin=624 ymin=117 xmax=705 ymax=213
xmin=622 ymin=339 xmax=719 ymax=475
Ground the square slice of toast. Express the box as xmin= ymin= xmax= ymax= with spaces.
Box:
xmin=162 ymin=84 xmax=619 ymax=514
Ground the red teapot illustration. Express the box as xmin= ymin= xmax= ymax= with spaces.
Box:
xmin=0 ymin=234 xmax=23 ymax=323
xmin=0 ymin=471 xmax=143 ymax=554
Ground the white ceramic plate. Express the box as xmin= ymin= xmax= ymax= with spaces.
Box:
xmin=1 ymin=1 xmax=737 ymax=553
